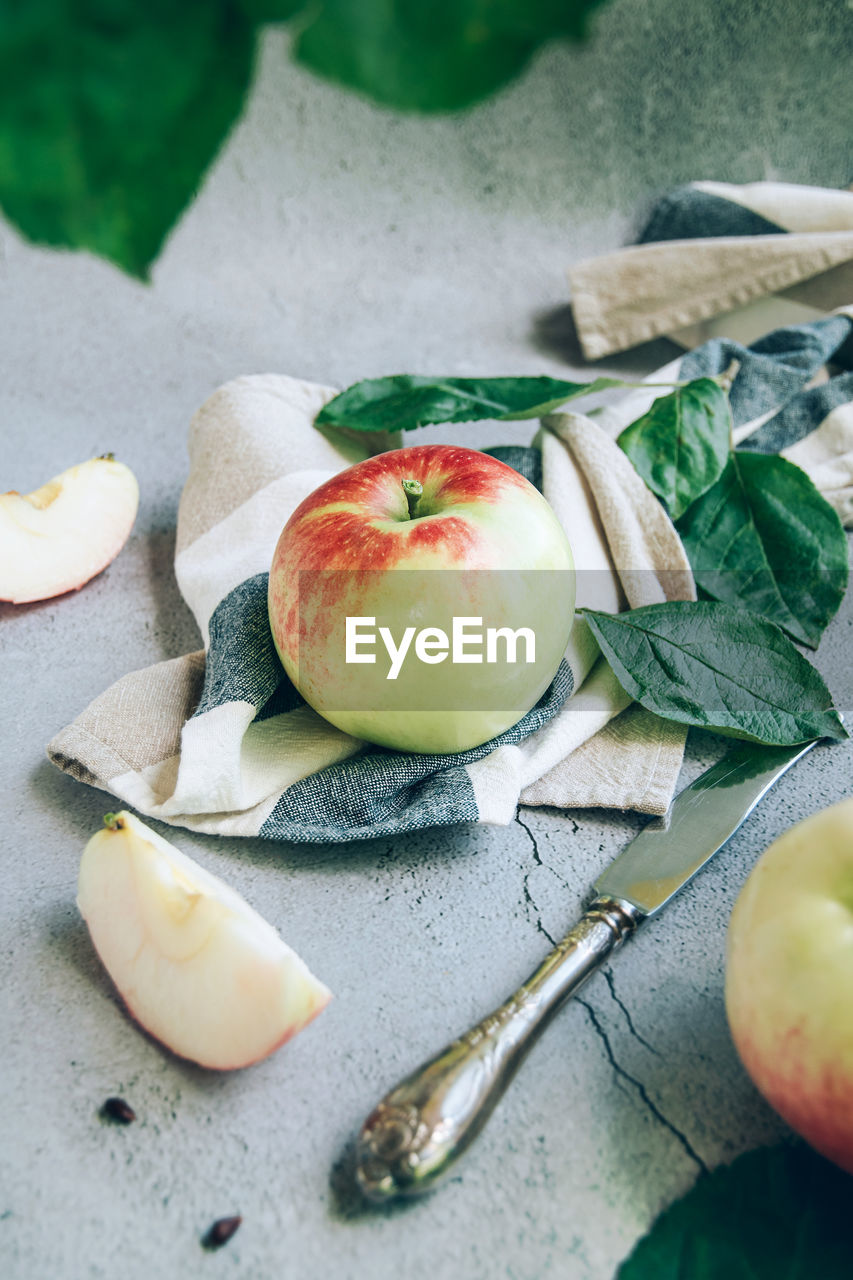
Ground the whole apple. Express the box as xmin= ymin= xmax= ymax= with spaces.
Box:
xmin=726 ymin=796 xmax=853 ymax=1173
xmin=268 ymin=444 xmax=575 ymax=753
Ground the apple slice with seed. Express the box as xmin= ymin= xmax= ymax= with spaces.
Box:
xmin=77 ymin=812 xmax=332 ymax=1070
xmin=0 ymin=455 xmax=139 ymax=603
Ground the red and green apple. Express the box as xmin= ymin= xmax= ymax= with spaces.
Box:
xmin=268 ymin=444 xmax=575 ymax=753
xmin=726 ymin=796 xmax=853 ymax=1172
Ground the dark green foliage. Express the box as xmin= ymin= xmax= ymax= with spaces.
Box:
xmin=315 ymin=373 xmax=625 ymax=431
xmin=0 ymin=0 xmax=607 ymax=275
xmin=676 ymin=452 xmax=849 ymax=648
xmin=618 ymin=1145 xmax=853 ymax=1280
xmin=583 ymin=602 xmax=846 ymax=745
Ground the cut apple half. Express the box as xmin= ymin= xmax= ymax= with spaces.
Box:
xmin=77 ymin=812 xmax=332 ymax=1070
xmin=0 ymin=455 xmax=139 ymax=603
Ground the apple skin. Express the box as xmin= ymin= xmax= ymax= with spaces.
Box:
xmin=726 ymin=797 xmax=853 ymax=1173
xmin=267 ymin=444 xmax=575 ymax=753
xmin=77 ymin=812 xmax=331 ymax=1070
xmin=0 ymin=455 xmax=139 ymax=603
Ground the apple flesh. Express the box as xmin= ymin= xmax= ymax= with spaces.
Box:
xmin=0 ymin=455 xmax=139 ymax=603
xmin=77 ymin=812 xmax=331 ymax=1070
xmin=726 ymin=797 xmax=853 ymax=1172
xmin=268 ymin=444 xmax=575 ymax=753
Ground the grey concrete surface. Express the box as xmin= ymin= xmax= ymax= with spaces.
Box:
xmin=1 ymin=2 xmax=852 ymax=1277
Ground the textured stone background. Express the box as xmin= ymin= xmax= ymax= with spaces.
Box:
xmin=1 ymin=2 xmax=852 ymax=1276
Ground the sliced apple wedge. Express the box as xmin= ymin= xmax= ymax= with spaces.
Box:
xmin=0 ymin=455 xmax=139 ymax=603
xmin=77 ymin=812 xmax=332 ymax=1070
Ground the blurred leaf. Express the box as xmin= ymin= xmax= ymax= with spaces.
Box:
xmin=0 ymin=0 xmax=611 ymax=273
xmin=294 ymin=0 xmax=607 ymax=111
xmin=618 ymin=1145 xmax=853 ymax=1279
xmin=0 ymin=0 xmax=257 ymax=278
xmin=236 ymin=0 xmax=303 ymax=20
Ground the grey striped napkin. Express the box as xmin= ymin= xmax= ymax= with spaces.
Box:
xmin=570 ymin=180 xmax=853 ymax=359
xmin=47 ymin=315 xmax=852 ymax=842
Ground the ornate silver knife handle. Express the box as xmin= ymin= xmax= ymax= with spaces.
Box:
xmin=354 ymin=740 xmax=818 ymax=1203
xmin=355 ymin=895 xmax=643 ymax=1202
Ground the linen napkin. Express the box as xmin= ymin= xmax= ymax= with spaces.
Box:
xmin=47 ymin=375 xmax=694 ymax=841
xmin=592 ymin=312 xmax=853 ymax=530
xmin=47 ymin=314 xmax=853 ymax=841
xmin=569 ymin=181 xmax=853 ymax=360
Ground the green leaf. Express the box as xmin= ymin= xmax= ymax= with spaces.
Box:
xmin=617 ymin=379 xmax=731 ymax=519
xmin=0 ymin=1 xmax=258 ymax=278
xmin=0 ymin=0 xmax=615 ymax=271
xmin=294 ymin=0 xmax=607 ymax=113
xmin=676 ymin=453 xmax=849 ymax=649
xmin=618 ymin=1145 xmax=853 ymax=1279
xmin=315 ymin=374 xmax=625 ymax=432
xmin=237 ymin=0 xmax=304 ymax=19
xmin=583 ymin=602 xmax=846 ymax=745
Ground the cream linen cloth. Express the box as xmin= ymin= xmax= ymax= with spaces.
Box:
xmin=570 ymin=181 xmax=853 ymax=359
xmin=47 ymin=374 xmax=693 ymax=842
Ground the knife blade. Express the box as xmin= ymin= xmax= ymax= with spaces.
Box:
xmin=596 ymin=740 xmax=816 ymax=916
xmin=353 ymin=738 xmax=818 ymax=1204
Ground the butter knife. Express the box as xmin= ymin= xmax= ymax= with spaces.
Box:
xmin=354 ymin=739 xmax=817 ymax=1203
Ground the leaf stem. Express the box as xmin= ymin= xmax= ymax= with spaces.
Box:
xmin=402 ymin=477 xmax=423 ymax=519
xmin=714 ymin=359 xmax=741 ymax=394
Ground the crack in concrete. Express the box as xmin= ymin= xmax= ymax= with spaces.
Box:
xmin=515 ymin=808 xmax=544 ymax=867
xmin=578 ymin=998 xmax=707 ymax=1175
xmin=515 ymin=815 xmax=704 ymax=1175
xmin=515 ymin=808 xmax=571 ymax=899
xmin=516 ymin=809 xmax=560 ymax=947
xmin=521 ymin=872 xmax=558 ymax=948
xmin=602 ymin=967 xmax=661 ymax=1057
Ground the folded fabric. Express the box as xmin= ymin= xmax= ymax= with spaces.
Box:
xmin=48 ymin=373 xmax=694 ymax=841
xmin=593 ymin=313 xmax=853 ymax=529
xmin=569 ymin=181 xmax=853 ymax=359
xmin=47 ymin=314 xmax=852 ymax=842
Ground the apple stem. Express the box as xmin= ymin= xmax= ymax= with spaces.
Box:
xmin=103 ymin=813 xmax=124 ymax=830
xmin=402 ymin=478 xmax=423 ymax=519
